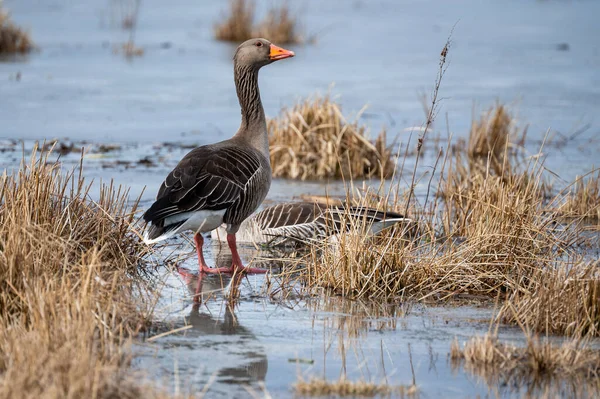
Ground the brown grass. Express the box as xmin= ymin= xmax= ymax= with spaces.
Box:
xmin=0 ymin=2 xmax=34 ymax=54
xmin=253 ymin=5 xmax=300 ymax=45
xmin=268 ymin=94 xmax=395 ymax=180
xmin=214 ymin=0 xmax=303 ymax=44
xmin=214 ymin=0 xmax=254 ymax=43
xmin=557 ymin=169 xmax=600 ymax=222
xmin=466 ymin=104 xmax=526 ymax=177
xmin=294 ymin=376 xmax=417 ymax=398
xmin=499 ymin=260 xmax=600 ymax=337
xmin=296 ymin=101 xmax=600 ymax=338
xmin=451 ymin=334 xmax=600 ymax=396
xmin=117 ymin=40 xmax=144 ymax=57
xmin=0 ymin=146 xmax=166 ymax=398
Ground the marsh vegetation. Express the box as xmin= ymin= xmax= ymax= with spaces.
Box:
xmin=0 ymin=146 xmax=167 ymax=398
xmin=0 ymin=2 xmax=33 ymax=54
xmin=214 ymin=0 xmax=304 ymax=44
xmin=2 ymin=0 xmax=600 ymax=397
xmin=268 ymin=94 xmax=394 ymax=180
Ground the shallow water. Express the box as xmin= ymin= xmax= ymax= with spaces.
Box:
xmin=2 ymin=0 xmax=600 ymax=397
xmin=134 ymin=243 xmax=528 ymax=399
xmin=2 ymin=0 xmax=600 ymax=179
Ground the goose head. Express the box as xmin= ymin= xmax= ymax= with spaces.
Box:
xmin=234 ymin=38 xmax=295 ymax=69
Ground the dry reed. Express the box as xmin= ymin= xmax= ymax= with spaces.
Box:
xmin=298 ymin=101 xmax=600 ymax=338
xmin=466 ymin=104 xmax=526 ymax=177
xmin=0 ymin=146 xmax=165 ymax=398
xmin=294 ymin=376 xmax=417 ymax=398
xmin=268 ymin=94 xmax=395 ymax=180
xmin=451 ymin=334 xmax=600 ymax=396
xmin=498 ymin=260 xmax=600 ymax=337
xmin=556 ymin=169 xmax=600 ymax=222
xmin=214 ymin=0 xmax=302 ymax=44
xmin=253 ymin=5 xmax=300 ymax=45
xmin=0 ymin=2 xmax=34 ymax=54
xmin=214 ymin=0 xmax=254 ymax=43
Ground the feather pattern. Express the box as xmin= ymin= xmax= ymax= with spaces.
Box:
xmin=212 ymin=202 xmax=411 ymax=246
xmin=143 ymin=141 xmax=271 ymax=241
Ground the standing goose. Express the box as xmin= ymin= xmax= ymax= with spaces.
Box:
xmin=143 ymin=38 xmax=294 ymax=274
xmin=211 ymin=202 xmax=412 ymax=246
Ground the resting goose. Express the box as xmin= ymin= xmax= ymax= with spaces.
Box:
xmin=143 ymin=38 xmax=295 ymax=274
xmin=211 ymin=202 xmax=412 ymax=246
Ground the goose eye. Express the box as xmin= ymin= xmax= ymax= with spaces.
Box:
xmin=255 ymin=41 xmax=263 ymax=47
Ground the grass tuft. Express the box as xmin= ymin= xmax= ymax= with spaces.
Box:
xmin=0 ymin=145 xmax=164 ymax=398
xmin=268 ymin=94 xmax=395 ymax=180
xmin=466 ymin=104 xmax=526 ymax=177
xmin=214 ymin=0 xmax=303 ymax=44
xmin=294 ymin=376 xmax=417 ymax=398
xmin=499 ymin=261 xmax=600 ymax=337
xmin=557 ymin=169 xmax=600 ymax=222
xmin=214 ymin=0 xmax=254 ymax=43
xmin=253 ymin=5 xmax=299 ymax=45
xmin=0 ymin=2 xmax=34 ymax=54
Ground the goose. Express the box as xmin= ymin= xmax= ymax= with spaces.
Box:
xmin=143 ymin=38 xmax=295 ymax=274
xmin=211 ymin=202 xmax=412 ymax=247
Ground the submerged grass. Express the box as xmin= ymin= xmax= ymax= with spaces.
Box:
xmin=268 ymin=94 xmax=395 ymax=180
xmin=214 ymin=0 xmax=303 ymax=44
xmin=294 ymin=376 xmax=417 ymax=398
xmin=0 ymin=146 xmax=164 ymax=398
xmin=0 ymin=2 xmax=34 ymax=54
xmin=451 ymin=334 xmax=600 ymax=396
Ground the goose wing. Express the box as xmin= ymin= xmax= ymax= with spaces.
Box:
xmin=143 ymin=145 xmax=261 ymax=224
xmin=254 ymin=202 xmax=327 ymax=242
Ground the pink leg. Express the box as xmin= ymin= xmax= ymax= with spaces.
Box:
xmin=227 ymin=233 xmax=267 ymax=274
xmin=194 ymin=233 xmax=234 ymax=274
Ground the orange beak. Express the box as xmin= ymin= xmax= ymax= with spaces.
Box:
xmin=269 ymin=44 xmax=295 ymax=61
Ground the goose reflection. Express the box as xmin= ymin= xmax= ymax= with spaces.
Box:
xmin=176 ymin=241 xmax=299 ymax=304
xmin=175 ymin=252 xmax=268 ymax=385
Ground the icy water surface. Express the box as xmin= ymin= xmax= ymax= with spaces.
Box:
xmin=2 ymin=0 xmax=600 ymax=397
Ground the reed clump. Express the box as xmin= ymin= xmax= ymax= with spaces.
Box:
xmin=450 ymin=334 xmax=600 ymax=396
xmin=268 ymin=95 xmax=395 ymax=180
xmin=294 ymin=376 xmax=417 ymax=398
xmin=214 ymin=0 xmax=303 ymax=44
xmin=466 ymin=104 xmax=526 ymax=177
xmin=0 ymin=146 xmax=163 ymax=398
xmin=498 ymin=261 xmax=600 ymax=337
xmin=253 ymin=5 xmax=299 ymax=45
xmin=0 ymin=2 xmax=34 ymax=54
xmin=214 ymin=0 xmax=254 ymax=43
